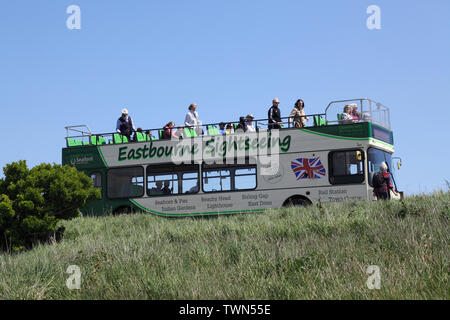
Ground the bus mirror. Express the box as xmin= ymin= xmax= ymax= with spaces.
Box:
xmin=356 ymin=151 xmax=362 ymax=161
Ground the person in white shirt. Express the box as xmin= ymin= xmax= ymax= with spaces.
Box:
xmin=245 ymin=114 xmax=256 ymax=132
xmin=184 ymin=103 xmax=203 ymax=135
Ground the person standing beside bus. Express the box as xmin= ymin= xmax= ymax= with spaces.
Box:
xmin=289 ymin=99 xmax=308 ymax=128
xmin=372 ymin=162 xmax=397 ymax=200
xmin=184 ymin=103 xmax=203 ymax=135
xmin=116 ymin=108 xmax=136 ymax=141
xmin=268 ymin=98 xmax=282 ymax=129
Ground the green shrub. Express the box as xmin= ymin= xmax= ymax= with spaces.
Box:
xmin=0 ymin=161 xmax=100 ymax=252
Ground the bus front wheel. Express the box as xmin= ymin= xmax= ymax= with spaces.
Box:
xmin=282 ymin=196 xmax=312 ymax=208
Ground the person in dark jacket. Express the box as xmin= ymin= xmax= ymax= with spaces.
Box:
xmin=236 ymin=116 xmax=247 ymax=132
xmin=372 ymin=162 xmax=398 ymax=200
xmin=268 ymin=98 xmax=282 ymax=129
xmin=116 ymin=108 xmax=136 ymax=141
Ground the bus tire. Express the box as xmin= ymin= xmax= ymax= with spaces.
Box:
xmin=282 ymin=196 xmax=312 ymax=208
xmin=113 ymin=206 xmax=132 ymax=215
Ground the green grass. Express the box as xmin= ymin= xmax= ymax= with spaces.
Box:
xmin=0 ymin=192 xmax=448 ymax=299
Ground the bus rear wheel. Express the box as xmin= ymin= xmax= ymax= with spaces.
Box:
xmin=113 ymin=206 xmax=133 ymax=215
xmin=282 ymin=196 xmax=312 ymax=208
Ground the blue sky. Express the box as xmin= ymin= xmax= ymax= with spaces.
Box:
xmin=0 ymin=0 xmax=449 ymax=194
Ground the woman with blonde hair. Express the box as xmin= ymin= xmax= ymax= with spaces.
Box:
xmin=341 ymin=105 xmax=355 ymax=124
xmin=289 ymin=99 xmax=308 ymax=128
xmin=162 ymin=121 xmax=179 ymax=140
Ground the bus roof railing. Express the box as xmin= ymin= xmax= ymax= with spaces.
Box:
xmin=64 ymin=98 xmax=392 ymax=147
xmin=64 ymin=113 xmax=332 ymax=147
xmin=325 ymin=98 xmax=391 ymax=130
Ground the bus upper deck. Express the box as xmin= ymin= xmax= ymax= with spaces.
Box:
xmin=63 ymin=98 xmax=393 ymax=148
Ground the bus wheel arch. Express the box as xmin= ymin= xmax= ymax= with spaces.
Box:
xmin=282 ymin=195 xmax=312 ymax=208
xmin=112 ymin=206 xmax=133 ymax=215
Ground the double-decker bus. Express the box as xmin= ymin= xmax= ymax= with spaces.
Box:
xmin=62 ymin=98 xmax=402 ymax=217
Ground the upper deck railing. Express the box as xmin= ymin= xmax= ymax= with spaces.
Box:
xmin=325 ymin=98 xmax=390 ymax=130
xmin=64 ymin=98 xmax=391 ymax=147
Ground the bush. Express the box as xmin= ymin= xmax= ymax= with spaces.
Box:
xmin=0 ymin=161 xmax=100 ymax=252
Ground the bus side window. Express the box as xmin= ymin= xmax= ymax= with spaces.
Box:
xmin=107 ymin=167 xmax=144 ymax=199
xmin=147 ymin=173 xmax=179 ymax=196
xmin=203 ymin=169 xmax=231 ymax=192
xmin=329 ymin=150 xmax=365 ymax=185
xmin=91 ymin=172 xmax=102 ymax=188
xmin=234 ymin=167 xmax=257 ymax=190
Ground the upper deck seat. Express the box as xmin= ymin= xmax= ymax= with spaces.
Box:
xmin=67 ymin=138 xmax=83 ymax=147
xmin=135 ymin=132 xmax=147 ymax=142
xmin=207 ymin=125 xmax=221 ymax=136
xmin=184 ymin=127 xmax=197 ymax=138
xmin=314 ymin=116 xmax=326 ymax=127
xmin=114 ymin=133 xmax=129 ymax=144
xmin=91 ymin=136 xmax=107 ymax=145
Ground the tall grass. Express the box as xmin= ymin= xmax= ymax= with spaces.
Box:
xmin=0 ymin=192 xmax=448 ymax=299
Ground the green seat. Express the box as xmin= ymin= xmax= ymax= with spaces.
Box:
xmin=314 ymin=116 xmax=326 ymax=127
xmin=67 ymin=138 xmax=83 ymax=147
xmin=337 ymin=114 xmax=342 ymax=121
xmin=184 ymin=127 xmax=197 ymax=138
xmin=136 ymin=132 xmax=147 ymax=142
xmin=114 ymin=134 xmax=129 ymax=144
xmin=91 ymin=136 xmax=106 ymax=145
xmin=158 ymin=130 xmax=163 ymax=140
xmin=207 ymin=125 xmax=221 ymax=136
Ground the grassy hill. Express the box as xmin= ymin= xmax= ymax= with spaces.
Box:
xmin=0 ymin=192 xmax=448 ymax=299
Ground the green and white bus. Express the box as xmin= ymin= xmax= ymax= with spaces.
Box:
xmin=62 ymin=98 xmax=402 ymax=217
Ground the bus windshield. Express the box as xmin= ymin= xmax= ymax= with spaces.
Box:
xmin=367 ymin=148 xmax=393 ymax=186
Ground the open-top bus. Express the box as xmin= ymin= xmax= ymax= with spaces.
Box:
xmin=62 ymin=98 xmax=402 ymax=217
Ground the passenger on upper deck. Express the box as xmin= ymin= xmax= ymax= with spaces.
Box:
xmin=184 ymin=103 xmax=203 ymax=135
xmin=350 ymin=103 xmax=361 ymax=119
xmin=236 ymin=117 xmax=247 ymax=132
xmin=174 ymin=126 xmax=184 ymax=139
xmin=341 ymin=105 xmax=355 ymax=124
xmin=116 ymin=108 xmax=136 ymax=140
xmin=289 ymin=99 xmax=308 ymax=128
xmin=268 ymin=98 xmax=282 ymax=129
xmin=225 ymin=123 xmax=234 ymax=135
xmin=245 ymin=114 xmax=256 ymax=132
xmin=219 ymin=122 xmax=226 ymax=135
xmin=162 ymin=121 xmax=179 ymax=140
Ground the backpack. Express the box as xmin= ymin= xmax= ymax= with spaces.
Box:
xmin=372 ymin=172 xmax=385 ymax=189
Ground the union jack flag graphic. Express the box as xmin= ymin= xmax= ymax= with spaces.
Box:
xmin=291 ymin=157 xmax=326 ymax=180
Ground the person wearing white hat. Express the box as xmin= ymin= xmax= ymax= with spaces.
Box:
xmin=116 ymin=108 xmax=136 ymax=141
xmin=245 ymin=114 xmax=256 ymax=132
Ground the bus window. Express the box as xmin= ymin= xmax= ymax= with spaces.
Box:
xmin=107 ymin=167 xmax=144 ymax=199
xmin=182 ymin=172 xmax=199 ymax=194
xmin=203 ymin=169 xmax=231 ymax=192
xmin=368 ymin=148 xmax=393 ymax=187
xmin=90 ymin=172 xmax=102 ymax=188
xmin=329 ymin=150 xmax=365 ymax=184
xmin=234 ymin=167 xmax=257 ymax=190
xmin=147 ymin=173 xmax=178 ymax=196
